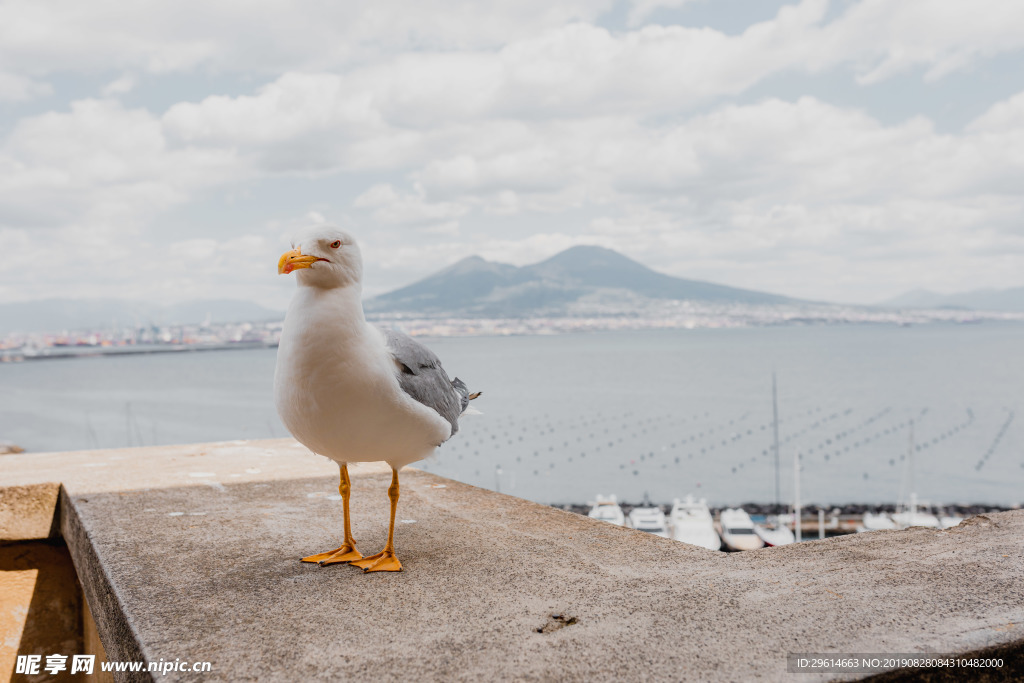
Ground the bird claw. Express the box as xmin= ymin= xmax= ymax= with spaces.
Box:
xmin=301 ymin=544 xmax=363 ymax=565
xmin=349 ymin=549 xmax=402 ymax=572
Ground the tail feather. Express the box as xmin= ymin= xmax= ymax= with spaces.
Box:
xmin=452 ymin=377 xmax=482 ymax=416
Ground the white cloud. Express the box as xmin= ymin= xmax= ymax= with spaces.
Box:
xmin=3 ymin=0 xmax=1024 ymax=306
xmin=5 ymin=0 xmax=1017 ymax=91
xmin=825 ymin=0 xmax=1024 ymax=84
xmin=144 ymin=1 xmax=1024 ymax=181
xmin=162 ymin=72 xmax=411 ymax=174
xmin=0 ymin=98 xmax=254 ymax=305
xmin=967 ymin=91 xmax=1024 ymax=135
xmin=0 ymin=72 xmax=52 ymax=101
xmin=353 ymin=183 xmax=468 ymax=225
xmin=0 ymin=0 xmax=614 ymax=77
xmin=627 ymin=0 xmax=701 ymax=28
xmin=0 ymin=99 xmax=244 ymax=232
xmin=101 ymin=74 xmax=137 ymax=96
xmin=421 ymin=221 xmax=461 ymax=236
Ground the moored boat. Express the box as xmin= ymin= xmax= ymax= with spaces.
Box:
xmin=669 ymin=495 xmax=721 ymax=550
xmin=856 ymin=511 xmax=898 ymax=532
xmin=753 ymin=517 xmax=795 ymax=546
xmin=892 ymin=494 xmax=941 ymax=529
xmin=938 ymin=511 xmax=963 ymax=529
xmin=587 ymin=494 xmax=629 ymax=527
xmin=718 ymin=508 xmax=765 ymax=551
xmin=628 ymin=506 xmax=669 ymax=538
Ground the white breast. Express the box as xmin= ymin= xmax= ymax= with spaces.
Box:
xmin=274 ymin=287 xmax=451 ymax=469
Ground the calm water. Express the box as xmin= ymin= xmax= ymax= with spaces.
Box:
xmin=2 ymin=324 xmax=1022 ymax=506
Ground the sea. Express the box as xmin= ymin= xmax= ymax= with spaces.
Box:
xmin=2 ymin=323 xmax=1022 ymax=507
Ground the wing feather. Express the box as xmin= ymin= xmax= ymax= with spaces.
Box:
xmin=378 ymin=327 xmax=466 ymax=439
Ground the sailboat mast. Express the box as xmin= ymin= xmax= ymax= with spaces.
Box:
xmin=772 ymin=372 xmax=780 ymax=510
xmin=908 ymin=419 xmax=916 ymax=519
xmin=793 ymin=439 xmax=802 ymax=542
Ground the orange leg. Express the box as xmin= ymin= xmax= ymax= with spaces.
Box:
xmin=301 ymin=463 xmax=363 ymax=565
xmin=349 ymin=468 xmax=403 ymax=572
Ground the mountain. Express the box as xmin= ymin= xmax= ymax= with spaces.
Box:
xmin=366 ymin=245 xmax=797 ymax=317
xmin=881 ymin=287 xmax=1024 ymax=312
xmin=0 ymin=299 xmax=283 ymax=335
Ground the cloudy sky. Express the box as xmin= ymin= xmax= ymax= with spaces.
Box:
xmin=2 ymin=0 xmax=1023 ymax=309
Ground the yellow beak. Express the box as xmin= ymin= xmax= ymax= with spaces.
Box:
xmin=278 ymin=248 xmax=326 ymax=275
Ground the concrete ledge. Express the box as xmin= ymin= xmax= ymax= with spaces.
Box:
xmin=0 ymin=439 xmax=337 ymax=544
xmin=0 ymin=483 xmax=60 ymax=541
xmin=3 ymin=440 xmax=1024 ymax=681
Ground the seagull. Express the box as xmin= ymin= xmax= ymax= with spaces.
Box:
xmin=275 ymin=226 xmax=480 ymax=572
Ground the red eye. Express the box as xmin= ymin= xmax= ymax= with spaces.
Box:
xmin=330 ymin=240 xmax=341 ymax=249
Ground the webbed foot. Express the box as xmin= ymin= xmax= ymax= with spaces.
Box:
xmin=301 ymin=544 xmax=363 ymax=565
xmin=349 ymin=549 xmax=402 ymax=572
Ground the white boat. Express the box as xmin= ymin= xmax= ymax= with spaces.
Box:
xmin=669 ymin=495 xmax=721 ymax=550
xmin=718 ymin=508 xmax=765 ymax=551
xmin=628 ymin=506 xmax=669 ymax=538
xmin=891 ymin=508 xmax=942 ymax=529
xmin=754 ymin=517 xmax=795 ymax=546
xmin=856 ymin=511 xmax=897 ymax=532
xmin=587 ymin=494 xmax=628 ymax=527
xmin=938 ymin=512 xmax=963 ymax=529
xmin=891 ymin=494 xmax=941 ymax=529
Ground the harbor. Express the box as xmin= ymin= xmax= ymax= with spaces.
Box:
xmin=559 ymin=372 xmax=1011 ymax=550
xmin=564 ymin=498 xmax=1014 ymax=551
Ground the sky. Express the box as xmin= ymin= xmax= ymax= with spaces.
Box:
xmin=1 ymin=0 xmax=1023 ymax=309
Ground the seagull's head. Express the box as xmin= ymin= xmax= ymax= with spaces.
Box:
xmin=278 ymin=226 xmax=363 ymax=289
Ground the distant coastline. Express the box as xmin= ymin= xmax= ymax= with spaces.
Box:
xmin=0 ymin=340 xmax=276 ymax=362
xmin=5 ymin=308 xmax=1024 ymax=362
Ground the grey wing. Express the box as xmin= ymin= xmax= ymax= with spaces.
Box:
xmin=379 ymin=327 xmax=467 ymax=439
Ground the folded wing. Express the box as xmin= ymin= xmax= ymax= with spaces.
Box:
xmin=379 ymin=327 xmax=468 ymax=439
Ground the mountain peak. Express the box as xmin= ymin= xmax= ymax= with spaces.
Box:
xmin=555 ymin=244 xmax=619 ymax=256
xmin=536 ymin=244 xmax=645 ymax=272
xmin=453 ymin=254 xmax=488 ymax=265
xmin=545 ymin=244 xmax=632 ymax=261
xmin=437 ymin=254 xmax=502 ymax=276
xmin=366 ymin=243 xmax=794 ymax=316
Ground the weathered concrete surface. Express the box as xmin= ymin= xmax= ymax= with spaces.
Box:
xmin=3 ymin=441 xmax=1023 ymax=681
xmin=0 ymin=439 xmax=335 ymax=543
xmin=58 ymin=457 xmax=1024 ymax=680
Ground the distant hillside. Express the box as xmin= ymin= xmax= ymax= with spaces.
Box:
xmin=881 ymin=287 xmax=1024 ymax=312
xmin=366 ymin=245 xmax=797 ymax=317
xmin=0 ymin=299 xmax=283 ymax=335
